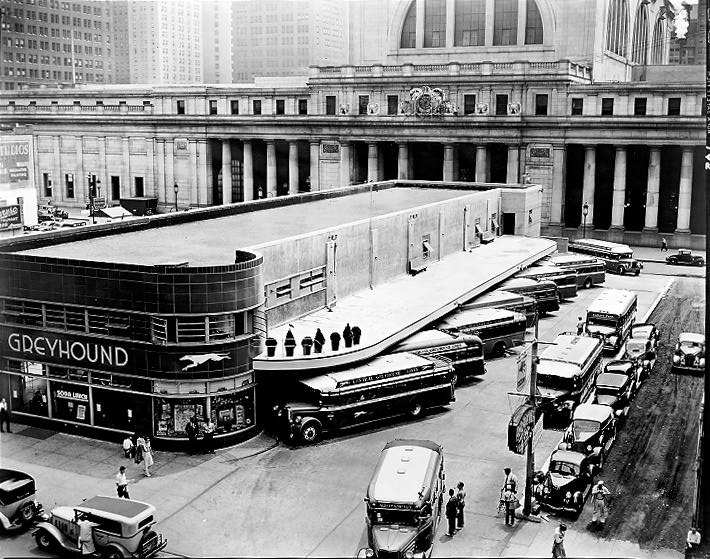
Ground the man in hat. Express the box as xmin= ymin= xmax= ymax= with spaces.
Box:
xmin=590 ymin=480 xmax=610 ymax=530
xmin=686 ymin=526 xmax=701 ymax=553
xmin=551 ymin=523 xmax=567 ymax=558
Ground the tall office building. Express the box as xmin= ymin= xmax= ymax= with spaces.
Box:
xmin=668 ymin=0 xmax=705 ymax=64
xmin=201 ymin=0 xmax=233 ymax=84
xmin=231 ymin=0 xmax=348 ymax=82
xmin=0 ymin=0 xmax=114 ymax=90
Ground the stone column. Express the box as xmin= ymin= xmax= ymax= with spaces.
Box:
xmin=581 ymin=146 xmax=596 ymax=230
xmin=506 ymin=144 xmax=519 ymax=183
xmin=549 ymin=144 xmax=565 ymax=226
xmin=484 ymin=0 xmax=495 ymax=46
xmin=397 ymin=143 xmax=409 ymax=180
xmin=76 ymin=137 xmax=86 ymax=202
xmin=445 ymin=0 xmax=455 ymax=47
xmin=166 ymin=140 xmax=175 ymax=201
xmin=675 ymin=147 xmax=694 ymax=233
xmin=443 ymin=144 xmax=455 ymax=181
xmin=415 ymin=0 xmax=425 ymax=49
xmin=243 ymin=140 xmax=254 ymax=201
xmin=309 ymin=141 xmax=320 ymax=191
xmin=266 ymin=140 xmax=277 ymax=197
xmin=367 ymin=142 xmax=378 ymax=182
xmin=643 ymin=147 xmax=661 ymax=231
xmin=156 ymin=139 xmax=166 ymax=204
xmin=340 ymin=141 xmax=351 ymax=187
xmin=221 ymin=139 xmax=232 ymax=205
xmin=610 ymin=146 xmax=627 ymax=229
xmin=475 ymin=145 xmax=487 ymax=182
xmin=197 ymin=139 xmax=208 ymax=206
xmin=146 ymin=138 xmax=155 ymax=198
xmin=516 ymin=0 xmax=526 ymax=45
xmin=52 ymin=136 xmax=62 ymax=202
xmin=288 ymin=141 xmax=299 ymax=195
xmin=121 ymin=137 xmax=130 ymax=198
xmin=189 ymin=140 xmax=199 ymax=206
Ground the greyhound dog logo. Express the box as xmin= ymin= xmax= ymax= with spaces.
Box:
xmin=180 ymin=353 xmax=230 ymax=371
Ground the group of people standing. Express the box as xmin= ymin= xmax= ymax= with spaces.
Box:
xmin=445 ymin=481 xmax=466 ymax=537
xmin=184 ymin=415 xmax=216 ymax=455
xmin=117 ymin=434 xmax=155 ymax=498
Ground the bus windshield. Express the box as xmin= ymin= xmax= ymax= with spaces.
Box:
xmin=587 ymin=315 xmax=618 ymax=328
xmin=368 ymin=508 xmax=419 ymax=526
xmin=536 ymin=373 xmax=575 ymax=391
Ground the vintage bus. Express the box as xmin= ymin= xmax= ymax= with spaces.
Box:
xmin=536 ymin=333 xmax=604 ymax=425
xmin=390 ymin=329 xmax=485 ymax=380
xmin=436 ymin=308 xmax=527 ymax=358
xmin=274 ymin=353 xmax=455 ymax=444
xmin=541 ymin=254 xmax=606 ymax=289
xmin=460 ymin=290 xmax=538 ymax=328
xmin=497 ymin=277 xmax=560 ymax=314
xmin=359 ymin=439 xmax=445 ymax=559
xmin=568 ymin=239 xmax=642 ymax=276
xmin=515 ymin=266 xmax=578 ymax=300
xmin=585 ymin=289 xmax=638 ymax=354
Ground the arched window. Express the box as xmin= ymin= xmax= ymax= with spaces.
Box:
xmin=424 ymin=0 xmax=447 ymax=48
xmin=525 ymin=0 xmax=543 ymax=44
xmin=650 ymin=17 xmax=666 ymax=64
xmin=605 ymin=0 xmax=629 ymax=57
xmin=630 ymin=3 xmax=649 ymax=64
xmin=493 ymin=0 xmax=518 ymax=46
xmin=400 ymin=1 xmax=416 ymax=48
xmin=455 ymin=0 xmax=486 ymax=46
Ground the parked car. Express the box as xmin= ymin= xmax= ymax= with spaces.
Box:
xmin=671 ymin=333 xmax=705 ymax=374
xmin=593 ymin=371 xmax=634 ymax=422
xmin=33 ymin=495 xmax=167 ymax=558
xmin=561 ymin=403 xmax=616 ymax=467
xmin=604 ymin=359 xmax=642 ymax=394
xmin=625 ymin=323 xmax=659 ymax=363
xmin=665 ymin=249 xmax=705 ymax=267
xmin=533 ymin=449 xmax=600 ymax=515
xmin=37 ymin=204 xmax=69 ymax=222
xmin=0 ymin=469 xmax=44 ymax=532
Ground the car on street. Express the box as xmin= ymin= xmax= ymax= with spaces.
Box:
xmin=33 ymin=495 xmax=167 ymax=558
xmin=0 ymin=469 xmax=44 ymax=532
xmin=561 ymin=403 xmax=616 ymax=467
xmin=665 ymin=249 xmax=705 ymax=267
xmin=593 ymin=371 xmax=634 ymax=422
xmin=604 ymin=359 xmax=642 ymax=393
xmin=625 ymin=323 xmax=659 ymax=367
xmin=671 ymin=333 xmax=705 ymax=374
xmin=533 ymin=449 xmax=600 ymax=515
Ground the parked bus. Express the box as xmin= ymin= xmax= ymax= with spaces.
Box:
xmin=541 ymin=254 xmax=606 ymax=289
xmin=497 ymin=277 xmax=560 ymax=314
xmin=568 ymin=239 xmax=642 ymax=276
xmin=460 ymin=290 xmax=538 ymax=328
xmin=515 ymin=266 xmax=578 ymax=300
xmin=585 ymin=289 xmax=638 ymax=354
xmin=358 ymin=439 xmax=445 ymax=559
xmin=436 ymin=308 xmax=527 ymax=357
xmin=536 ymin=333 xmax=604 ymax=425
xmin=390 ymin=329 xmax=485 ymax=379
xmin=274 ymin=353 xmax=455 ymax=444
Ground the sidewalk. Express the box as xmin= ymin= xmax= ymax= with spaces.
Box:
xmin=632 ymin=245 xmax=706 ymax=264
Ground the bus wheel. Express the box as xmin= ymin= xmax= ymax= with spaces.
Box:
xmin=409 ymin=401 xmax=423 ymax=418
xmin=300 ymin=421 xmax=322 ymax=444
xmin=493 ymin=342 xmax=507 ymax=358
xmin=583 ymin=278 xmax=593 ymax=289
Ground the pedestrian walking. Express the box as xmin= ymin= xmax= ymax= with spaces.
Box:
xmin=139 ymin=436 xmax=154 ymax=476
xmin=134 ymin=435 xmax=145 ymax=465
xmin=551 ymin=523 xmax=567 ymax=558
xmin=687 ymin=527 xmax=702 ymax=553
xmin=445 ymin=488 xmax=458 ymax=537
xmin=576 ymin=317 xmax=585 ymax=335
xmin=661 ymin=237 xmax=668 ymax=252
xmin=122 ymin=436 xmax=135 ymax=459
xmin=503 ymin=467 xmax=518 ymax=494
xmin=590 ymin=480 xmax=610 ymax=530
xmin=185 ymin=416 xmax=199 ymax=455
xmin=0 ymin=397 xmax=12 ymax=433
xmin=502 ymin=487 xmax=517 ymax=526
xmin=115 ymin=466 xmax=132 ymax=499
xmin=455 ymin=482 xmax=466 ymax=529
xmin=203 ymin=419 xmax=215 ymax=454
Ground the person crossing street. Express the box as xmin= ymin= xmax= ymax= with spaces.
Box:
xmin=589 ymin=480 xmax=611 ymax=530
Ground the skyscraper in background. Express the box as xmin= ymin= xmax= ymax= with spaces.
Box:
xmin=668 ymin=0 xmax=705 ymax=64
xmin=201 ymin=0 xmax=233 ymax=83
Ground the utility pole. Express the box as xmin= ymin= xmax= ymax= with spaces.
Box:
xmin=523 ymin=317 xmax=539 ymax=516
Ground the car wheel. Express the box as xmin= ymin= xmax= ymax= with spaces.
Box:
xmin=300 ymin=421 xmax=322 ymax=444
xmin=104 ymin=548 xmax=124 ymax=559
xmin=583 ymin=278 xmax=593 ymax=289
xmin=409 ymin=401 xmax=423 ymax=418
xmin=18 ymin=502 xmax=34 ymax=524
xmin=35 ymin=530 xmax=55 ymax=551
xmin=698 ymin=260 xmax=705 ymax=267
xmin=617 ymin=266 xmax=625 ymax=275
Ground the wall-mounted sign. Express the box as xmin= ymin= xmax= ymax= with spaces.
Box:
xmin=527 ymin=144 xmax=552 ymax=163
xmin=508 ymin=403 xmax=535 ymax=455
xmin=55 ymin=389 xmax=89 ymax=401
xmin=0 ymin=204 xmax=22 ymax=230
xmin=174 ymin=138 xmax=189 ymax=151
xmin=0 ymin=140 xmax=31 ymax=184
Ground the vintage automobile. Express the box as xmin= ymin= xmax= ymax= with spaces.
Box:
xmin=33 ymin=495 xmax=167 ymax=558
xmin=593 ymin=371 xmax=634 ymax=422
xmin=625 ymin=323 xmax=659 ymax=373
xmin=671 ymin=333 xmax=705 ymax=374
xmin=604 ymin=359 xmax=642 ymax=394
xmin=533 ymin=449 xmax=600 ymax=515
xmin=665 ymin=249 xmax=705 ymax=267
xmin=560 ymin=403 xmax=616 ymax=467
xmin=0 ymin=469 xmax=44 ymax=532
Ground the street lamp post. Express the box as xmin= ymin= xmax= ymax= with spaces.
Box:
xmin=582 ymin=201 xmax=589 ymax=238
xmin=88 ymin=173 xmax=96 ymax=224
xmin=173 ymin=183 xmax=179 ymax=212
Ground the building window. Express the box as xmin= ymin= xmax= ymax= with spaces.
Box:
xmin=525 ymin=0 xmax=543 ymax=44
xmin=571 ymin=98 xmax=583 ymax=115
xmin=387 ymin=95 xmax=399 ymax=115
xmin=633 ymin=97 xmax=647 ymax=115
xmin=400 ymin=1 xmax=416 ymax=48
xmin=230 ymin=99 xmax=239 ymax=115
xmin=605 ymin=0 xmax=629 ymax=57
xmin=43 ymin=172 xmax=52 ymax=197
xmin=358 ymin=95 xmax=369 ymax=115
xmin=134 ymin=176 xmax=144 ymax=197
xmin=493 ymin=0 xmax=518 ymax=46
xmin=495 ymin=94 xmax=509 ymax=115
xmin=176 ymin=99 xmax=185 ymax=114
xmin=424 ymin=0 xmax=446 ymax=48
xmin=276 ymin=99 xmax=285 ymax=115
xmin=464 ymin=94 xmax=476 ymax=115
xmin=630 ymin=3 xmax=649 ymax=64
xmin=209 ymin=100 xmax=217 ymax=115
xmin=65 ymin=173 xmax=74 ymax=198
xmin=667 ymin=97 xmax=681 ymax=116
xmin=325 ymin=95 xmax=336 ymax=115
xmin=252 ymin=99 xmax=262 ymax=115
xmin=298 ymin=99 xmax=307 ymax=115
xmin=650 ymin=17 xmax=666 ymax=64
xmin=535 ymin=94 xmax=548 ymax=115
xmin=601 ymin=98 xmax=614 ymax=116
xmin=455 ymin=0 xmax=485 ymax=46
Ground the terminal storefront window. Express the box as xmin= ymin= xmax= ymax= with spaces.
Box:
xmin=93 ymin=387 xmax=151 ymax=433
xmin=154 ymin=396 xmax=207 ymax=437
xmin=212 ymin=391 xmax=254 ymax=433
xmin=8 ymin=373 xmax=49 ymax=417
xmin=51 ymin=381 xmax=90 ymax=424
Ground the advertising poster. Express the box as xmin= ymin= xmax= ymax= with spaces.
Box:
xmin=0 ymin=139 xmax=31 ymax=185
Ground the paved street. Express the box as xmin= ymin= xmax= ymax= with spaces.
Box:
xmin=0 ymin=264 xmax=701 ymax=558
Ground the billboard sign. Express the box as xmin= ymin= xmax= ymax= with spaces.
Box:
xmin=0 ymin=204 xmax=22 ymax=230
xmin=0 ymin=139 xmax=31 ymax=186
